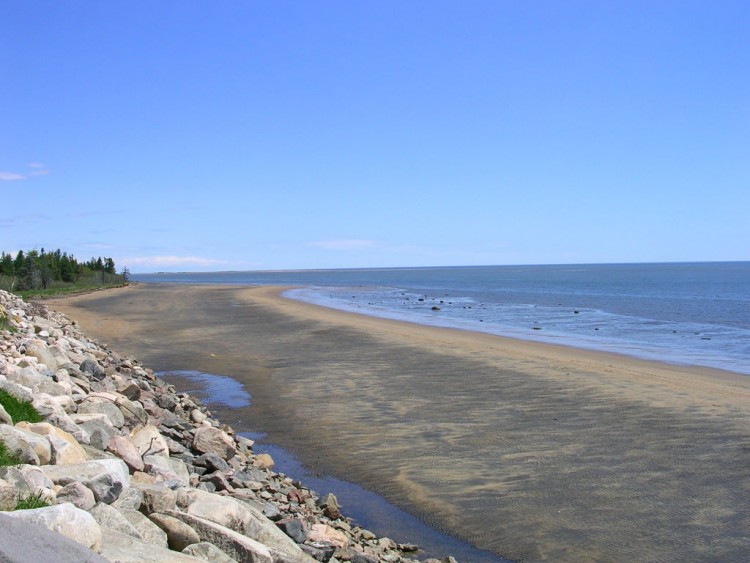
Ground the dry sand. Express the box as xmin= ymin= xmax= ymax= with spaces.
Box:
xmin=47 ymin=284 xmax=750 ymax=561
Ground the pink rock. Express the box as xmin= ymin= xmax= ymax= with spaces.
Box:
xmin=106 ymin=436 xmax=145 ymax=472
xmin=307 ymin=524 xmax=349 ymax=548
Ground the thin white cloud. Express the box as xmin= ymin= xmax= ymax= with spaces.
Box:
xmin=0 ymin=172 xmax=27 ymax=181
xmin=123 ymin=255 xmax=230 ymax=268
xmin=309 ymin=239 xmax=378 ymax=251
xmin=1 ymin=163 xmax=50 ymax=181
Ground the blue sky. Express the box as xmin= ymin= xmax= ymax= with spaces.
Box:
xmin=2 ymin=1 xmax=748 ymax=272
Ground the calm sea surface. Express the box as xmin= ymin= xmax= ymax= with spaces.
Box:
xmin=133 ymin=262 xmax=749 ymax=375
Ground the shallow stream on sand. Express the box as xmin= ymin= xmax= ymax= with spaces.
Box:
xmin=159 ymin=369 xmax=506 ymax=563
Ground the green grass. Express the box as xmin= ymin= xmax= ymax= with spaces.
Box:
xmin=0 ymin=389 xmax=43 ymax=424
xmin=16 ymin=281 xmax=128 ymax=300
xmin=0 ymin=440 xmax=24 ymax=467
xmin=14 ymin=491 xmax=50 ymax=510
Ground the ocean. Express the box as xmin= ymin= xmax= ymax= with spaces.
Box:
xmin=133 ymin=261 xmax=749 ymax=375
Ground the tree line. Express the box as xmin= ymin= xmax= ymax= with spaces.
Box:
xmin=0 ymin=248 xmax=128 ymax=292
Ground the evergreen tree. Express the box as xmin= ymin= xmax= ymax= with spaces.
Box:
xmin=0 ymin=253 xmax=13 ymax=276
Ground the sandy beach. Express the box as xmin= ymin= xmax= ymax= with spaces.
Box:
xmin=47 ymin=284 xmax=750 ymax=561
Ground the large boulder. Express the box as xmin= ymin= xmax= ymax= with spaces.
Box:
xmin=164 ymin=510 xmax=274 ymax=563
xmin=99 ymin=528 xmax=205 ymax=563
xmin=192 ymin=426 xmax=236 ymax=460
xmin=134 ymin=482 xmax=178 ymax=515
xmin=182 ymin=542 xmax=239 ymax=563
xmin=143 ymin=454 xmax=190 ymax=487
xmin=3 ymin=502 xmax=102 ymax=553
xmin=90 ymin=502 xmax=142 ymax=539
xmin=74 ymin=414 xmax=117 ymax=450
xmin=149 ymin=512 xmax=202 ymax=551
xmin=55 ymin=481 xmax=96 ymax=511
xmin=0 ymin=423 xmax=51 ymax=465
xmin=0 ymin=512 xmax=108 ymax=563
xmin=0 ymin=465 xmax=54 ymax=499
xmin=40 ymin=458 xmax=130 ymax=504
xmin=77 ymin=398 xmax=125 ymax=428
xmin=24 ymin=339 xmax=59 ymax=372
xmin=116 ymin=396 xmax=148 ymax=425
xmin=106 ymin=435 xmax=145 ymax=472
xmin=16 ymin=421 xmax=88 ymax=464
xmin=176 ymin=488 xmax=313 ymax=562
xmin=131 ymin=424 xmax=170 ymax=458
xmin=119 ymin=507 xmax=169 ymax=546
xmin=111 ymin=486 xmax=144 ymax=511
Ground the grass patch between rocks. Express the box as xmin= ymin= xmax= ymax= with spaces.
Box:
xmin=14 ymin=491 xmax=51 ymax=510
xmin=0 ymin=389 xmax=43 ymax=424
xmin=0 ymin=440 xmax=24 ymax=467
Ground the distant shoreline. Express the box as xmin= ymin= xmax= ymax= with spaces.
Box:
xmin=131 ymin=262 xmax=750 ymax=377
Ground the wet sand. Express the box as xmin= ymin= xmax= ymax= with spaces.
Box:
xmin=47 ymin=284 xmax=750 ymax=561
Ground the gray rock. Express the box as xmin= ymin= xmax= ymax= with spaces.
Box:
xmin=192 ymin=426 xmax=236 ymax=460
xmin=143 ymin=454 xmax=191 ymax=486
xmin=276 ymin=517 xmax=307 ymax=543
xmin=25 ymin=339 xmax=59 ymax=371
xmin=77 ymin=417 xmax=117 ymax=450
xmin=0 ymin=512 xmax=108 ymax=563
xmin=99 ymin=528 xmax=205 ymax=563
xmin=80 ymin=358 xmax=105 ymax=380
xmin=46 ymin=412 xmax=90 ymax=444
xmin=13 ymin=365 xmax=46 ymax=391
xmin=232 ymin=468 xmax=268 ymax=488
xmin=40 ymin=458 xmax=130 ymax=504
xmin=0 ymin=423 xmax=51 ymax=465
xmin=0 ymin=465 xmax=53 ymax=498
xmin=177 ymin=488 xmax=313 ymax=562
xmin=77 ymin=399 xmax=125 ymax=428
xmin=32 ymin=393 xmax=73 ymax=418
xmin=204 ymin=471 xmax=234 ymax=492
xmin=111 ymin=486 xmax=144 ymax=511
xmin=182 ymin=541 xmax=239 ymax=563
xmin=90 ymin=501 xmax=142 ymax=539
xmin=135 ymin=482 xmax=178 ymax=515
xmin=157 ymin=393 xmax=178 ymax=410
xmin=194 ymin=451 xmax=230 ymax=472
xmin=165 ymin=510 xmax=274 ymax=563
xmin=116 ymin=396 xmax=148 ymax=425
xmin=300 ymin=542 xmax=337 ymax=562
xmin=4 ymin=502 xmax=103 ymax=553
xmin=0 ymin=380 xmax=34 ymax=403
xmin=119 ymin=507 xmax=169 ymax=546
xmin=150 ymin=511 xmax=202 ymax=551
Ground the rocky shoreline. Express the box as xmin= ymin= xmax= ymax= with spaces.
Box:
xmin=0 ymin=289 xmax=457 ymax=563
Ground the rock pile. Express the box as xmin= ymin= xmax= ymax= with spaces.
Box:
xmin=0 ymin=290 xmax=454 ymax=563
